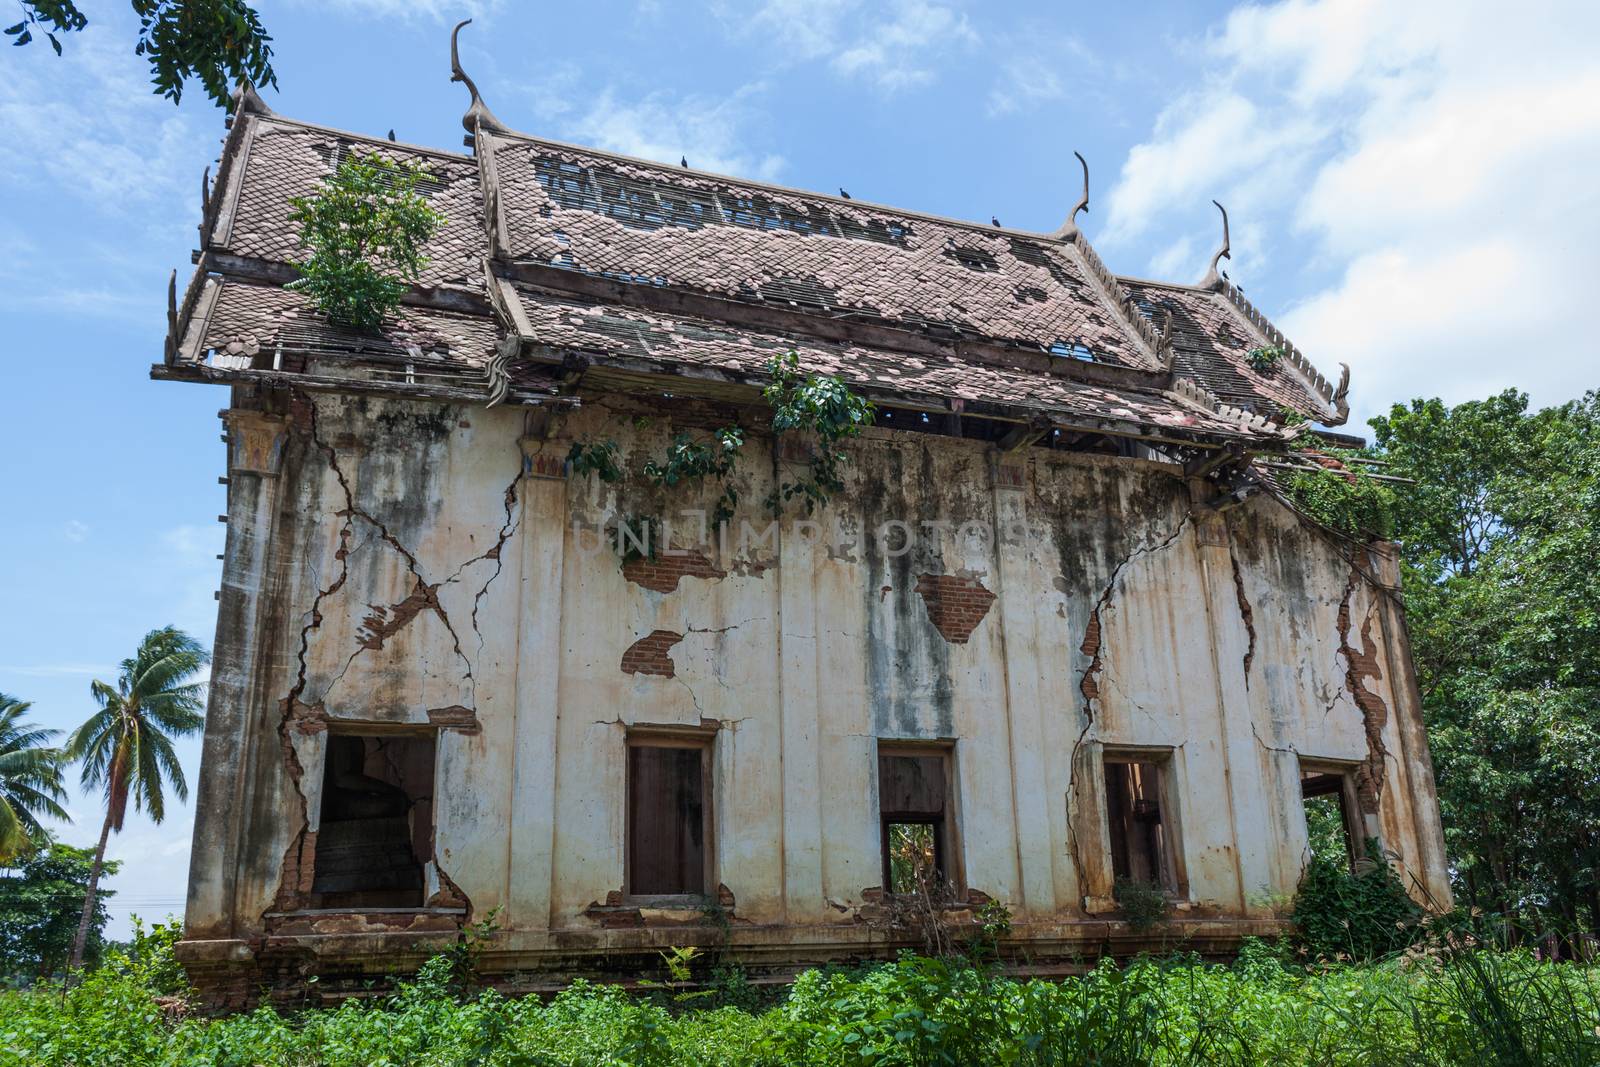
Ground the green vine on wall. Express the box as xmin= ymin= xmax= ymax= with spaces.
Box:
xmin=564 ymin=351 xmax=875 ymax=558
xmin=763 ymin=350 xmax=876 ymax=516
xmin=286 ymin=150 xmax=443 ymax=332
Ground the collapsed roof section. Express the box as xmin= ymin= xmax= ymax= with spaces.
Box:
xmin=156 ymin=70 xmax=1351 ymax=453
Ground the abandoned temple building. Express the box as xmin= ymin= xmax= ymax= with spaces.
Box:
xmin=161 ymin=42 xmax=1450 ymax=1003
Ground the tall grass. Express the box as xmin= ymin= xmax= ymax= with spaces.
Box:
xmin=2 ymin=940 xmax=1596 ymax=1066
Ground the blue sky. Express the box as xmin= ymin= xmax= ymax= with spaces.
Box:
xmin=2 ymin=0 xmax=1595 ymax=936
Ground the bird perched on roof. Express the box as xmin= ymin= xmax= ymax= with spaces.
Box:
xmin=991 ymin=216 xmax=1002 ymax=227
xmin=839 ymin=188 xmax=852 ymax=199
xmin=388 ymin=129 xmax=396 ymax=141
xmin=680 ymin=156 xmax=688 ymax=168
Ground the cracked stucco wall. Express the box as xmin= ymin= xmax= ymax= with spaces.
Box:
xmin=194 ymin=390 xmax=1450 ymax=956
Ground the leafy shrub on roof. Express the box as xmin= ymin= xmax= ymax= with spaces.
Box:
xmin=286 ymin=150 xmax=442 ymax=332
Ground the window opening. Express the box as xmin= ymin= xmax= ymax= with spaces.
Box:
xmin=1103 ymin=756 xmax=1176 ymax=891
xmin=312 ymin=732 xmax=435 ymax=909
xmin=1300 ymin=765 xmax=1360 ymax=869
xmin=879 ymin=748 xmax=955 ymax=895
xmin=627 ymin=737 xmax=711 ymax=896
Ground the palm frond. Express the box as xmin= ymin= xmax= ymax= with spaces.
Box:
xmin=70 ymin=628 xmax=209 ymax=839
xmin=147 ymin=731 xmax=188 ymax=805
xmin=0 ymin=798 xmax=27 ymax=863
xmin=0 ymin=697 xmax=70 ymax=857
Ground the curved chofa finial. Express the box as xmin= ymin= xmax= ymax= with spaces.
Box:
xmin=451 ymin=19 xmax=510 ymax=136
xmin=1199 ymin=199 xmax=1231 ymax=289
xmin=1053 ymin=150 xmax=1091 ymax=242
xmin=230 ymin=81 xmax=275 ymax=119
xmin=1328 ymin=362 xmax=1352 ymax=425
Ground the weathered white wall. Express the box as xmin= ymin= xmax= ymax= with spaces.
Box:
xmin=185 ymin=391 xmax=1452 ymax=970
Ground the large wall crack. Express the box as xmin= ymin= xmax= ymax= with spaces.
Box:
xmin=1075 ymin=516 xmax=1192 ymax=720
xmin=1064 ymin=513 xmax=1191 ymax=909
xmin=1337 ymin=566 xmax=1391 ymax=815
xmin=1227 ymin=543 xmax=1257 ymax=685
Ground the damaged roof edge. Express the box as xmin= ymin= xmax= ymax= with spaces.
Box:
xmin=1121 ymin=271 xmax=1350 ymax=426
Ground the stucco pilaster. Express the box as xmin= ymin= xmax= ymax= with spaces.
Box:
xmin=507 ymin=441 xmax=570 ymax=927
xmin=1191 ymin=502 xmax=1276 ymax=915
xmin=777 ymin=510 xmax=826 ymax=922
xmin=184 ymin=408 xmax=287 ymax=939
xmin=987 ymin=456 xmax=1057 ymax=917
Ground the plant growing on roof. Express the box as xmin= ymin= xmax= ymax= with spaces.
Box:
xmin=1246 ymin=344 xmax=1287 ymax=373
xmin=286 ymin=149 xmax=443 ymax=332
xmin=764 ymin=349 xmax=876 ymax=515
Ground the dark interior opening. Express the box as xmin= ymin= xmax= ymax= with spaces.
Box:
xmin=879 ymin=751 xmax=951 ymax=894
xmin=1301 ymin=769 xmax=1358 ymax=869
xmin=312 ymin=732 xmax=435 ymax=909
xmin=627 ymin=742 xmax=707 ymax=896
xmin=1105 ymin=758 xmax=1173 ymax=890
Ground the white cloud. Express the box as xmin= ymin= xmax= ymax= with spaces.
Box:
xmin=831 ymin=0 xmax=977 ymax=92
xmin=1103 ymin=0 xmax=1600 ymax=424
xmin=729 ymin=0 xmax=975 ymax=92
xmin=0 ymin=24 xmax=203 ymax=216
xmin=560 ymin=84 xmax=786 ymax=182
xmin=737 ymin=0 xmax=857 ymax=61
xmin=987 ymin=54 xmax=1065 ymax=117
xmin=63 ymin=520 xmax=90 ymax=543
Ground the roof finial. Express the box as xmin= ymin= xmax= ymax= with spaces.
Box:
xmin=1053 ymin=150 xmax=1090 ymax=242
xmin=450 ymin=19 xmax=509 ymax=137
xmin=1200 ymin=199 xmax=1231 ymax=289
xmin=229 ymin=81 xmax=275 ymax=120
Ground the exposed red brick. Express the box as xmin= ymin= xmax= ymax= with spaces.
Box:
xmin=357 ymin=578 xmax=443 ymax=651
xmin=620 ymin=629 xmax=683 ymax=678
xmin=276 ymin=830 xmax=318 ymax=908
xmin=1338 ymin=569 xmax=1390 ymax=815
xmin=1079 ymin=610 xmax=1103 ymax=704
xmin=621 ymin=550 xmax=725 ymax=593
xmin=914 ymin=574 xmax=996 ymax=643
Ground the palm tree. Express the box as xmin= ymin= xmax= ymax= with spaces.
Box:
xmin=0 ymin=694 xmax=69 ymax=864
xmin=65 ymin=626 xmax=208 ymax=971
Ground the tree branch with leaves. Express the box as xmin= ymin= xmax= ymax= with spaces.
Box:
xmin=6 ymin=1 xmax=276 ymax=108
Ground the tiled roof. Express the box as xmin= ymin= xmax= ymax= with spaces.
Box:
xmin=210 ymin=118 xmax=487 ymax=292
xmin=157 ymin=84 xmax=1346 ymax=445
xmin=486 ymin=133 xmax=1158 ymax=370
xmin=508 ymin=284 xmax=1273 ymax=441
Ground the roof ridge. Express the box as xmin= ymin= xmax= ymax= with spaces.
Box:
xmin=1066 ymin=236 xmax=1175 ymax=369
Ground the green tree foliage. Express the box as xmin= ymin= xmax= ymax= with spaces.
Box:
xmin=286 ymin=150 xmax=443 ymax=333
xmin=0 ymin=695 xmax=67 ymax=864
xmin=1292 ymin=841 xmax=1423 ymax=963
xmin=63 ymin=626 xmax=207 ymax=972
xmin=0 ymin=835 xmax=116 ymax=981
xmin=1369 ymin=391 xmax=1600 ymax=941
xmin=5 ymin=1 xmax=276 ymax=108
